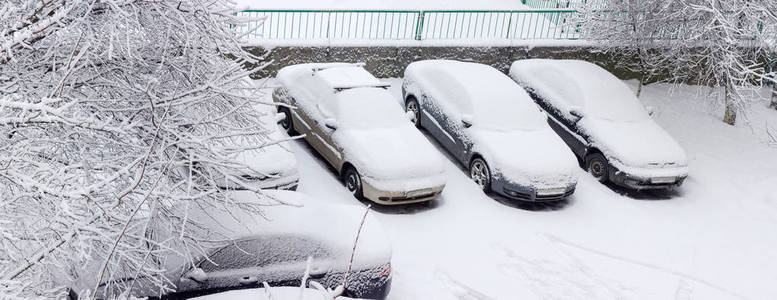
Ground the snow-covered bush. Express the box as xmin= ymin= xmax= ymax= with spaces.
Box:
xmin=0 ymin=0 xmax=272 ymax=298
xmin=578 ymin=0 xmax=777 ymax=125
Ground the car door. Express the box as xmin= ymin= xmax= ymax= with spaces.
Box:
xmin=526 ymin=89 xmax=588 ymax=159
xmin=290 ymin=76 xmax=343 ymax=169
xmin=423 ymin=75 xmax=471 ymax=164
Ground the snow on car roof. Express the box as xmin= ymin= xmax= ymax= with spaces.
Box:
xmin=186 ymin=190 xmax=391 ymax=267
xmin=510 ymin=59 xmax=650 ymax=122
xmin=315 ymin=65 xmax=385 ymax=90
xmin=405 ymin=60 xmax=547 ymax=131
xmin=277 ymin=63 xmax=384 ymax=90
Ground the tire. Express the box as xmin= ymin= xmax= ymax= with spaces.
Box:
xmin=585 ymin=152 xmax=609 ymax=183
xmin=405 ymin=97 xmax=421 ymax=128
xmin=277 ymin=107 xmax=296 ymax=135
xmin=342 ymin=166 xmax=364 ymax=200
xmin=469 ymin=157 xmax=492 ymax=192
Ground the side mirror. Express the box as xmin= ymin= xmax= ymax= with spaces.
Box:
xmin=569 ymin=106 xmax=584 ymax=120
xmin=461 ymin=114 xmax=473 ymax=128
xmin=324 ymin=118 xmax=338 ymax=130
xmin=645 ymin=106 xmax=655 ymax=116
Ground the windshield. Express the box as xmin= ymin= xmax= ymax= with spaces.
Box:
xmin=334 ymin=88 xmax=409 ymax=130
xmin=581 ymin=78 xmax=650 ymax=122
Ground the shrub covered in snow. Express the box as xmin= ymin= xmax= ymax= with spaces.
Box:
xmin=0 ymin=0 xmax=279 ymax=297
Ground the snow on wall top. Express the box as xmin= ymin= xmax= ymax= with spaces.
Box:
xmin=234 ymin=0 xmax=530 ymax=10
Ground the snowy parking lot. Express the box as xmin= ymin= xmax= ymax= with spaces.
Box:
xmin=260 ymin=78 xmax=777 ymax=299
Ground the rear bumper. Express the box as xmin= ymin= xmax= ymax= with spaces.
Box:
xmin=362 ymin=181 xmax=445 ymax=205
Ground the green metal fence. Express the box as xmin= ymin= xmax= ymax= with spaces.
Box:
xmin=234 ymin=9 xmax=580 ymax=41
xmin=521 ymin=0 xmax=592 ymax=9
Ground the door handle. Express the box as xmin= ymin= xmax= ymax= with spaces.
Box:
xmin=239 ymin=276 xmax=259 ymax=285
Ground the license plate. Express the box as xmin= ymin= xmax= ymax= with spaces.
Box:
xmin=537 ymin=187 xmax=566 ymax=196
xmin=651 ymin=177 xmax=676 ymax=184
xmin=406 ymin=189 xmax=429 ymax=197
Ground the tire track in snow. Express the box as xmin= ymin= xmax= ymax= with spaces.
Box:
xmin=493 ymin=243 xmax=635 ymax=299
xmin=542 ymin=233 xmax=747 ymax=300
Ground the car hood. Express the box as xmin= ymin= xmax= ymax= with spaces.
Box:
xmin=335 ymin=127 xmax=446 ymax=181
xmin=234 ymin=142 xmax=298 ymax=178
xmin=581 ymin=118 xmax=688 ymax=168
xmin=472 ymin=128 xmax=579 ymax=188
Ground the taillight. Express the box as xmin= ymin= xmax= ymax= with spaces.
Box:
xmin=380 ymin=263 xmax=391 ymax=277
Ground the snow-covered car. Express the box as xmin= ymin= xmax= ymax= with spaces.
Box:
xmin=509 ymin=59 xmax=689 ymax=190
xmin=205 ymin=101 xmax=300 ymax=191
xmin=190 ymin=287 xmax=358 ymax=300
xmin=273 ymin=63 xmax=447 ymax=205
xmin=68 ymin=191 xmax=392 ymax=299
xmin=402 ymin=60 xmax=579 ymax=201
xmin=176 ymin=80 xmax=299 ymax=191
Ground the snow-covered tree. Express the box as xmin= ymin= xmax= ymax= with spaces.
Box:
xmin=575 ymin=0 xmax=670 ymax=97
xmin=0 ymin=0 xmax=272 ymax=297
xmin=579 ymin=0 xmax=774 ymax=125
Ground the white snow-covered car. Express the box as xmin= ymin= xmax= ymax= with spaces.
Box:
xmin=68 ymin=191 xmax=392 ymax=299
xmin=509 ymin=59 xmax=689 ymax=190
xmin=402 ymin=60 xmax=579 ymax=201
xmin=274 ymin=63 xmax=446 ymax=205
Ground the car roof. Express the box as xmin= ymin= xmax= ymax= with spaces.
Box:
xmin=510 ymin=59 xmax=650 ymax=122
xmin=405 ymin=60 xmax=547 ymax=130
xmin=183 ymin=190 xmax=391 ymax=265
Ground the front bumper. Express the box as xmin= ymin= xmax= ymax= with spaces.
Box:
xmin=608 ymin=166 xmax=687 ymax=190
xmin=362 ymin=181 xmax=445 ymax=205
xmin=492 ymin=179 xmax=576 ymax=202
xmin=219 ymin=171 xmax=300 ymax=191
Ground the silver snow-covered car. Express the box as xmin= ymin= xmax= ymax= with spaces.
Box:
xmin=403 ymin=60 xmax=579 ymax=202
xmin=68 ymin=191 xmax=392 ymax=299
xmin=510 ymin=59 xmax=689 ymax=190
xmin=274 ymin=63 xmax=446 ymax=205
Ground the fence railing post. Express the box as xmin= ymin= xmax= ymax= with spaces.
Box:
xmin=326 ymin=11 xmax=332 ymax=39
xmin=505 ymin=11 xmax=514 ymax=39
xmin=415 ymin=11 xmax=425 ymax=40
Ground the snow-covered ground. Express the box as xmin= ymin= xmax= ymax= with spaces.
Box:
xmin=257 ymin=78 xmax=777 ymax=299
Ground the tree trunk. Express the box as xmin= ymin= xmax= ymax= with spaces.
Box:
xmin=723 ymin=84 xmax=737 ymax=125
xmin=771 ymin=82 xmax=777 ymax=110
xmin=636 ymin=73 xmax=644 ymax=98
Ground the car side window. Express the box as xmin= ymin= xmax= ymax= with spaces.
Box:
xmin=198 ymin=236 xmax=331 ymax=272
xmin=427 ymin=72 xmax=471 ymax=121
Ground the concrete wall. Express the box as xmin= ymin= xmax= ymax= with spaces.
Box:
xmin=244 ymin=46 xmax=644 ymax=80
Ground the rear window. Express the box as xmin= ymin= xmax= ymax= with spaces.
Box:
xmin=198 ymin=235 xmax=331 ymax=272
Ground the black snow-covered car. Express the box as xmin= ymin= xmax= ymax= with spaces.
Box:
xmin=67 ymin=191 xmax=392 ymax=300
xmin=510 ymin=59 xmax=689 ymax=190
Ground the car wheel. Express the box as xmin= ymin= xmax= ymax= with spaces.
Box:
xmin=343 ymin=166 xmax=364 ymax=200
xmin=277 ymin=106 xmax=296 ymax=135
xmin=469 ymin=157 xmax=491 ymax=192
xmin=586 ymin=152 xmax=609 ymax=182
xmin=405 ymin=97 xmax=421 ymax=128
